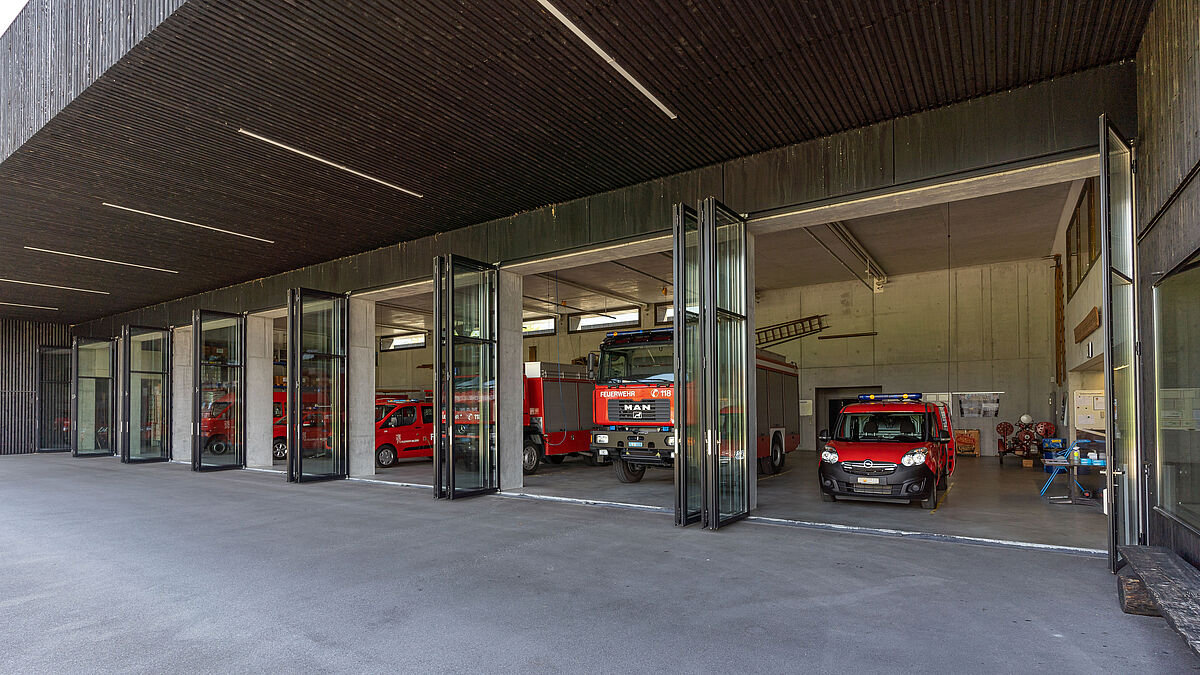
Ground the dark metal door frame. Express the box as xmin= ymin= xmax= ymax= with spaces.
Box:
xmin=36 ymin=345 xmax=71 ymax=452
xmin=192 ymin=309 xmax=246 ymax=472
xmin=71 ymin=337 xmax=116 ymax=457
xmin=120 ymin=325 xmax=172 ymax=464
xmin=286 ymin=287 xmax=349 ymax=483
xmin=434 ymin=254 xmax=500 ymax=500
xmin=673 ymin=203 xmax=702 ymax=525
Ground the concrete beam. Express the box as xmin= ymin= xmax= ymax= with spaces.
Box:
xmin=245 ymin=315 xmax=274 ymax=469
xmin=170 ymin=326 xmax=192 ymax=463
xmin=499 ymin=270 xmax=523 ymax=491
xmin=348 ymin=297 xmax=376 ymax=477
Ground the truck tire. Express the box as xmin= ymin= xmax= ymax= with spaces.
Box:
xmin=272 ymin=437 xmax=287 ymax=460
xmin=205 ymin=436 xmax=228 ymax=455
xmin=768 ymin=438 xmax=786 ymax=474
xmin=522 ymin=444 xmax=541 ymax=475
xmin=920 ymin=475 xmax=939 ymax=509
xmin=614 ymin=458 xmax=645 ymax=483
xmin=546 ymin=455 xmax=565 ymax=464
xmin=376 ymin=444 xmax=397 ymax=468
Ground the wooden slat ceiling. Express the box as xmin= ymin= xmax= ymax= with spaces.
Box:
xmin=0 ymin=0 xmax=1151 ymax=323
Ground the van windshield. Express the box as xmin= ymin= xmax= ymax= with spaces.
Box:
xmin=836 ymin=412 xmax=926 ymax=442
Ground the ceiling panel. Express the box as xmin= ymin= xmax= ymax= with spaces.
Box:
xmin=0 ymin=0 xmax=1150 ymax=322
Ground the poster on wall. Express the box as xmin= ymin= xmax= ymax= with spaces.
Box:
xmin=958 ymin=393 xmax=1000 ymax=417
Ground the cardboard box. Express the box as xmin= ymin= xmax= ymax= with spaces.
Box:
xmin=1022 ymin=459 xmax=1034 ymax=468
xmin=955 ymin=429 xmax=981 ymax=456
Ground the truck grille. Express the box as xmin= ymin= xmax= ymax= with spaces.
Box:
xmin=841 ymin=461 xmax=897 ymax=476
xmin=607 ymin=399 xmax=670 ymax=423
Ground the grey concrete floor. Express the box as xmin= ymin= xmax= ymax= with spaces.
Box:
xmin=1 ymin=452 xmax=1193 ymax=673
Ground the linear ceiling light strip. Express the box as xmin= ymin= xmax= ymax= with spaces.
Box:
xmin=0 ymin=301 xmax=58 ymax=311
xmin=102 ymin=203 xmax=275 ymax=244
xmin=23 ymin=247 xmax=179 ymax=274
xmin=536 ymin=0 xmax=677 ymax=119
xmin=237 ymin=129 xmax=424 ymax=198
xmin=0 ymin=278 xmax=109 ymax=294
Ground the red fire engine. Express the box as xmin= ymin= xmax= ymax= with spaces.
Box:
xmin=589 ymin=327 xmax=801 ymax=483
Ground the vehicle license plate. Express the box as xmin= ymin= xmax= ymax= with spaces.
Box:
xmin=628 ymin=442 xmax=644 ymax=447
xmin=857 ymin=477 xmax=881 ymax=484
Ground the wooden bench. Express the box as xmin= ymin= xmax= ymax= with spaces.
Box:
xmin=1119 ymin=546 xmax=1200 ymax=656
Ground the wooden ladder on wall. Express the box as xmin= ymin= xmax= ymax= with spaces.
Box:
xmin=756 ymin=314 xmax=828 ymax=348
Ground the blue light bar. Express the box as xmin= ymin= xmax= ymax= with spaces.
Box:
xmin=858 ymin=393 xmax=923 ymax=401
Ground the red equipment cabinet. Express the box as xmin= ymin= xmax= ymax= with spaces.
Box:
xmin=522 ymin=361 xmax=596 ymax=475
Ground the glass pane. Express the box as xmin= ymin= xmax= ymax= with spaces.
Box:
xmin=1156 ymin=261 xmax=1200 ymax=527
xmin=77 ymin=341 xmax=112 ymax=378
xmin=296 ymin=354 xmax=344 ymax=477
xmin=75 ymin=371 xmax=113 ymax=454
xmin=301 ymin=296 xmax=344 ymax=355
xmin=715 ymin=213 xmax=745 ymax=315
xmin=129 ymin=328 xmax=167 ymax=372
xmin=129 ymin=372 xmax=166 ymax=459
xmin=452 ymin=341 xmax=495 ymax=493
xmin=678 ymin=205 xmax=702 ymax=522
xmin=199 ymin=363 xmax=241 ymax=467
xmin=452 ymin=264 xmax=491 ymax=339
xmin=715 ymin=313 xmax=748 ymax=521
xmin=1106 ymin=128 xmax=1134 ymax=276
xmin=1111 ymin=275 xmax=1137 ymax=545
xmin=200 ymin=317 xmax=241 ymax=366
xmin=39 ymin=348 xmax=71 ymax=450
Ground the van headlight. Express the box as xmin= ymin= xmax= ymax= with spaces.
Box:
xmin=901 ymin=449 xmax=928 ymax=466
xmin=820 ymin=446 xmax=839 ymax=463
xmin=595 ymin=434 xmax=609 ymax=444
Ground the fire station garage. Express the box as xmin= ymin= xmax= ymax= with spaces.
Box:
xmin=451 ymin=176 xmax=1109 ymax=552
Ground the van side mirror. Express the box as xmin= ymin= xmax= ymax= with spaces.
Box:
xmin=586 ymin=352 xmax=599 ymax=381
xmin=935 ymin=432 xmax=952 ymax=443
xmin=818 ymin=429 xmax=831 ymax=443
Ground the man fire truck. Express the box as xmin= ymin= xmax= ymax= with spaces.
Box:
xmin=589 ymin=327 xmax=801 ymax=483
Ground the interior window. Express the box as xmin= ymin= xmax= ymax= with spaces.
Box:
xmin=1155 ymin=253 xmax=1200 ymax=528
xmin=422 ymin=406 xmax=433 ymax=425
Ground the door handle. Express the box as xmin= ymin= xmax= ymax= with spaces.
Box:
xmin=1110 ymin=469 xmax=1125 ymax=476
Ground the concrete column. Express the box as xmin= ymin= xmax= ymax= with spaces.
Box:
xmin=245 ymin=315 xmax=273 ymax=469
xmin=498 ymin=270 xmax=523 ymax=491
xmin=170 ymin=326 xmax=193 ymax=463
xmin=348 ymin=297 xmax=376 ymax=478
xmin=746 ymin=232 xmax=758 ymax=510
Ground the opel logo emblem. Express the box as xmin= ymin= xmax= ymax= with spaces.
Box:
xmin=864 ymin=459 xmax=873 ymax=468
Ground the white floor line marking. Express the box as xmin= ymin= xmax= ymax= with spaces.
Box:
xmin=499 ymin=491 xmax=670 ymax=513
xmin=244 ymin=467 xmax=286 ymax=474
xmin=746 ymin=515 xmax=1105 ymax=556
xmin=348 ymin=477 xmax=434 ymax=489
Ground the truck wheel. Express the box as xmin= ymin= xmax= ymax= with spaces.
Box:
xmin=614 ymin=458 xmax=645 ymax=483
xmin=546 ymin=455 xmax=565 ymax=464
xmin=768 ymin=439 xmax=786 ymax=474
xmin=920 ymin=476 xmax=939 ymax=509
xmin=522 ymin=444 xmax=541 ymax=475
xmin=205 ymin=436 xmax=228 ymax=455
xmin=272 ymin=437 xmax=287 ymax=460
xmin=376 ymin=444 xmax=397 ymax=468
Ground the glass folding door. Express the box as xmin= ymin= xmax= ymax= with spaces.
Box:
xmin=71 ymin=338 xmax=115 ymax=457
xmin=674 ymin=204 xmax=703 ymax=525
xmin=434 ymin=255 xmax=499 ymax=499
xmin=286 ymin=288 xmax=348 ymax=482
xmin=121 ymin=326 xmax=170 ymax=463
xmin=193 ymin=311 xmax=245 ymax=471
xmin=672 ymin=198 xmax=751 ymax=529
xmin=37 ymin=346 xmax=71 ymax=452
xmin=1098 ymin=115 xmax=1141 ymax=571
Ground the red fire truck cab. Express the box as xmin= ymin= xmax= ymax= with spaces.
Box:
xmin=818 ymin=394 xmax=956 ymax=508
xmin=589 ymin=327 xmax=801 ymax=483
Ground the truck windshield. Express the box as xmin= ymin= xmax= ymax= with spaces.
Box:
xmin=598 ymin=344 xmax=674 ymax=384
xmin=836 ymin=412 xmax=926 ymax=442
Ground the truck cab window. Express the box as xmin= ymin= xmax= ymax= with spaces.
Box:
xmin=598 ymin=344 xmax=673 ymax=384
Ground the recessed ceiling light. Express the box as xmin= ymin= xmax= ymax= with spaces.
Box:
xmin=0 ymin=278 xmax=109 ymax=294
xmin=102 ymin=203 xmax=274 ymax=244
xmin=23 ymin=247 xmax=179 ymax=274
xmin=536 ymin=0 xmax=677 ymax=119
xmin=237 ymin=129 xmax=424 ymax=198
xmin=0 ymin=301 xmax=57 ymax=311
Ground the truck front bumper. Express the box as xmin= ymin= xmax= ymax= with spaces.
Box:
xmin=591 ymin=429 xmax=675 ymax=468
xmin=818 ymin=461 xmax=935 ymax=501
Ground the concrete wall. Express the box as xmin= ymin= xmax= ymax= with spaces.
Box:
xmin=348 ymin=298 xmax=376 ymax=478
xmin=170 ymin=325 xmax=191 ymax=462
xmin=244 ymin=316 xmax=273 ymax=469
xmin=756 ymin=259 xmax=1055 ymax=456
